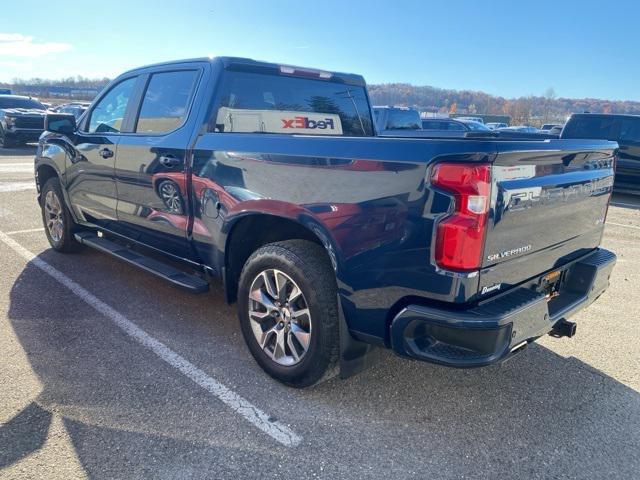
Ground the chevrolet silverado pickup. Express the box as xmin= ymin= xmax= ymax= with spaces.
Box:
xmin=36 ymin=57 xmax=617 ymax=387
xmin=0 ymin=94 xmax=47 ymax=148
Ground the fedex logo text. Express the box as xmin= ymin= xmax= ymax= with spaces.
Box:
xmin=282 ymin=117 xmax=335 ymax=130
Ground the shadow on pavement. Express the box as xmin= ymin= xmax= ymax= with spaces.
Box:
xmin=611 ymin=192 xmax=640 ymax=210
xmin=3 ymin=249 xmax=639 ymax=478
xmin=0 ymin=145 xmax=37 ymax=157
xmin=0 ymin=402 xmax=52 ymax=468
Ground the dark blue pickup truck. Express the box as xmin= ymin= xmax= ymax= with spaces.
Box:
xmin=35 ymin=57 xmax=617 ymax=387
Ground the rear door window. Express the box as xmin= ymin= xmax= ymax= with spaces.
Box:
xmin=212 ymin=71 xmax=373 ymax=136
xmin=135 ymin=70 xmax=198 ymax=133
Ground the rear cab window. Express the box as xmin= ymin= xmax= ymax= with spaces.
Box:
xmin=211 ymin=70 xmax=373 ymax=136
xmin=562 ymin=115 xmax=620 ymax=140
xmin=619 ymin=117 xmax=640 ymax=142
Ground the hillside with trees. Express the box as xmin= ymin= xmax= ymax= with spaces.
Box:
xmin=3 ymin=76 xmax=640 ymax=126
xmin=368 ymin=83 xmax=640 ymax=125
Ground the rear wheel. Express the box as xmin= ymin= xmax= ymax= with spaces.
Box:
xmin=40 ymin=177 xmax=83 ymax=253
xmin=237 ymin=240 xmax=339 ymax=387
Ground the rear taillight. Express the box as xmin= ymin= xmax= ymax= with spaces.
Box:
xmin=431 ymin=163 xmax=491 ymax=272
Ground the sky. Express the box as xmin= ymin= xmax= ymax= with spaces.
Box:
xmin=0 ymin=0 xmax=638 ymax=101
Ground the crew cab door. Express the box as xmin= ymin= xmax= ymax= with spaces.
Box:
xmin=113 ymin=68 xmax=202 ymax=258
xmin=66 ymin=76 xmax=140 ymax=227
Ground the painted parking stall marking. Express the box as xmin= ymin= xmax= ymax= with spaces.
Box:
xmin=0 ymin=181 xmax=36 ymax=193
xmin=0 ymin=230 xmax=302 ymax=447
xmin=607 ymin=221 xmax=640 ymax=231
xmin=5 ymin=227 xmax=45 ymax=235
xmin=0 ymin=162 xmax=34 ymax=173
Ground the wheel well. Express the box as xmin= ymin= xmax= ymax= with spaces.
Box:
xmin=224 ymin=214 xmax=326 ymax=303
xmin=36 ymin=164 xmax=59 ymax=195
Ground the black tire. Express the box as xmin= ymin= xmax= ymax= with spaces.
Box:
xmin=40 ymin=177 xmax=83 ymax=253
xmin=237 ymin=240 xmax=339 ymax=388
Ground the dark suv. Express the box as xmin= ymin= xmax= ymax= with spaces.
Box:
xmin=0 ymin=95 xmax=47 ymax=148
xmin=562 ymin=113 xmax=640 ymax=193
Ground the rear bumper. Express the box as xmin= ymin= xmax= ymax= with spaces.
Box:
xmin=390 ymin=248 xmax=616 ymax=367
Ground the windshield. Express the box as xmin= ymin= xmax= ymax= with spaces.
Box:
xmin=0 ymin=97 xmax=45 ymax=110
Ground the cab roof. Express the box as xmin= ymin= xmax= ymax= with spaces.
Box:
xmin=122 ymin=56 xmax=367 ymax=87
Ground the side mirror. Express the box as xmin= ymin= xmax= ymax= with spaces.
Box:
xmin=45 ymin=113 xmax=76 ymax=135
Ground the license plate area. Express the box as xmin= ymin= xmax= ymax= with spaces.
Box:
xmin=539 ymin=269 xmax=565 ymax=300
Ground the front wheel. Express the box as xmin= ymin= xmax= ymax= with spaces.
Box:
xmin=40 ymin=177 xmax=83 ymax=253
xmin=237 ymin=240 xmax=339 ymax=387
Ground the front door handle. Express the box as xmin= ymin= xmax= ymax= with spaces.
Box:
xmin=99 ymin=147 xmax=114 ymax=159
xmin=159 ymin=155 xmax=181 ymax=168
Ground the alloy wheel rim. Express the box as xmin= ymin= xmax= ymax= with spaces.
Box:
xmin=160 ymin=182 xmax=182 ymax=213
xmin=248 ymin=269 xmax=312 ymax=366
xmin=44 ymin=190 xmax=64 ymax=242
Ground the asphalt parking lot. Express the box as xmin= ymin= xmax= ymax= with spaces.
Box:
xmin=0 ymin=146 xmax=638 ymax=480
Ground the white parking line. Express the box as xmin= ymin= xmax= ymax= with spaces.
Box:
xmin=0 ymin=230 xmax=302 ymax=447
xmin=0 ymin=181 xmax=36 ymax=193
xmin=607 ymin=221 xmax=640 ymax=231
xmin=5 ymin=227 xmax=45 ymax=235
xmin=0 ymin=163 xmax=33 ymax=173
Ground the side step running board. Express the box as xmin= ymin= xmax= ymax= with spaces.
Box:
xmin=74 ymin=232 xmax=209 ymax=293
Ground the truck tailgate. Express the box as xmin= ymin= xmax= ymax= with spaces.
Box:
xmin=479 ymin=140 xmax=616 ymax=294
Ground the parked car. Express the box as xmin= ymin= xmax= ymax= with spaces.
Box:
xmin=456 ymin=119 xmax=493 ymax=131
xmin=456 ymin=116 xmax=484 ymax=124
xmin=486 ymin=122 xmax=508 ymax=130
xmin=53 ymin=102 xmax=91 ymax=119
xmin=420 ymin=117 xmax=492 ymax=134
xmin=498 ymin=125 xmax=539 ymax=133
xmin=421 ymin=118 xmax=467 ymax=132
xmin=373 ymin=106 xmax=424 ymax=135
xmin=541 ymin=123 xmax=562 ymax=131
xmin=38 ymin=57 xmax=616 ymax=387
xmin=0 ymin=88 xmax=11 ymax=95
xmin=561 ymin=113 xmax=640 ymax=193
xmin=0 ymin=94 xmax=47 ymax=148
xmin=548 ymin=125 xmax=564 ymax=136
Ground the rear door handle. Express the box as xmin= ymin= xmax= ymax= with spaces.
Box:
xmin=159 ymin=155 xmax=181 ymax=167
xmin=99 ymin=147 xmax=114 ymax=159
